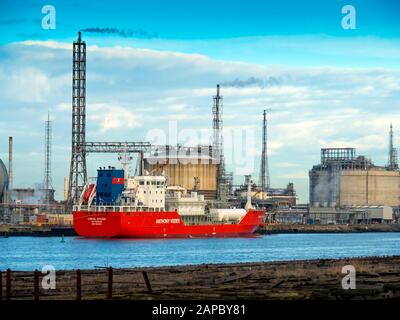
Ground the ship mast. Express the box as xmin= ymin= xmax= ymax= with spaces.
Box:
xmin=118 ymin=143 xmax=133 ymax=183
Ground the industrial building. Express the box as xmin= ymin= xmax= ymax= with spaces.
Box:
xmin=309 ymin=147 xmax=400 ymax=208
xmin=308 ymin=206 xmax=393 ymax=224
xmin=273 ymin=205 xmax=394 ymax=225
xmin=305 ymin=126 xmax=400 ymax=225
xmin=1 ymin=127 xmax=66 ymax=225
xmin=234 ymin=181 xmax=297 ymax=209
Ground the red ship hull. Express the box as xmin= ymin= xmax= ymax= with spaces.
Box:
xmin=73 ymin=210 xmax=265 ymax=238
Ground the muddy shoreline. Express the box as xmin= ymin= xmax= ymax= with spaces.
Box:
xmin=2 ymin=256 xmax=400 ymax=300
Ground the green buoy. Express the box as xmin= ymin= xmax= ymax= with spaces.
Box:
xmin=61 ymin=234 xmax=65 ymax=243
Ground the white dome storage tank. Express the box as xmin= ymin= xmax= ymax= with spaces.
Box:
xmin=0 ymin=159 xmax=9 ymax=203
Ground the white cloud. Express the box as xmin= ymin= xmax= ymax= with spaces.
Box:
xmin=278 ymin=171 xmax=308 ymax=180
xmin=19 ymin=40 xmax=70 ymax=50
xmin=275 ymin=162 xmax=301 ymax=168
xmin=167 ymin=104 xmax=186 ymax=112
xmin=87 ymin=103 xmax=142 ymax=133
xmin=0 ymin=67 xmax=52 ymax=103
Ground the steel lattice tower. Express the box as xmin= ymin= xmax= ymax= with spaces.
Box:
xmin=388 ymin=123 xmax=398 ymax=170
xmin=43 ymin=112 xmax=53 ymax=203
xmin=259 ymin=109 xmax=270 ymax=192
xmin=68 ymin=32 xmax=87 ymax=205
xmin=213 ymin=84 xmax=225 ymax=200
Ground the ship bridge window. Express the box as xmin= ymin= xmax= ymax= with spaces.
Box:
xmin=146 ymin=181 xmax=150 ymax=185
xmin=139 ymin=181 xmax=144 ymax=185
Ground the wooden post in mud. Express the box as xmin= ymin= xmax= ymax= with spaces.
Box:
xmin=76 ymin=269 xmax=82 ymax=301
xmin=33 ymin=270 xmax=40 ymax=300
xmin=0 ymin=270 xmax=2 ymax=300
xmin=107 ymin=267 xmax=113 ymax=299
xmin=6 ymin=269 xmax=11 ymax=300
xmin=142 ymin=271 xmax=153 ymax=294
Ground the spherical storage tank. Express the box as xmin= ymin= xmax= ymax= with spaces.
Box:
xmin=0 ymin=159 xmax=9 ymax=202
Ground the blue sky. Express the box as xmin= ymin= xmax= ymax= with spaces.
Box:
xmin=1 ymin=0 xmax=400 ymax=40
xmin=0 ymin=0 xmax=400 ymax=202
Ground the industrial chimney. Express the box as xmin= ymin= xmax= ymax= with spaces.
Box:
xmin=388 ymin=123 xmax=398 ymax=170
xmin=8 ymin=136 xmax=12 ymax=190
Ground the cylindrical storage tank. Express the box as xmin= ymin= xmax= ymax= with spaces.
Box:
xmin=144 ymin=150 xmax=217 ymax=200
xmin=210 ymin=208 xmax=247 ymax=221
xmin=0 ymin=159 xmax=9 ymax=202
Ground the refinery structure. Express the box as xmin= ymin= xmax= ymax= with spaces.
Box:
xmin=0 ymin=32 xmax=399 ymax=227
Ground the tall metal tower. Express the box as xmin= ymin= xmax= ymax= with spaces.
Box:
xmin=388 ymin=123 xmax=398 ymax=170
xmin=43 ymin=112 xmax=53 ymax=203
xmin=213 ymin=84 xmax=225 ymax=200
xmin=259 ymin=109 xmax=270 ymax=192
xmin=68 ymin=31 xmax=87 ymax=205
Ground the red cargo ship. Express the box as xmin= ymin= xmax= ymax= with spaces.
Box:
xmin=73 ymin=210 xmax=265 ymax=238
xmin=73 ymin=167 xmax=265 ymax=238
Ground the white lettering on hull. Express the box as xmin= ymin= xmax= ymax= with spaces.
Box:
xmin=88 ymin=217 xmax=106 ymax=226
xmin=156 ymin=218 xmax=181 ymax=224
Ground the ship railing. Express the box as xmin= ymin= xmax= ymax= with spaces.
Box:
xmin=73 ymin=205 xmax=165 ymax=213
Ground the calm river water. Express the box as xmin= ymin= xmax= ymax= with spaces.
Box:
xmin=1 ymin=232 xmax=400 ymax=270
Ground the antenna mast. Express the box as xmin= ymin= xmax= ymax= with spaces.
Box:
xmin=43 ymin=112 xmax=54 ymax=203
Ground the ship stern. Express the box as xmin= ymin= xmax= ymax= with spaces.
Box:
xmin=73 ymin=211 xmax=122 ymax=237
